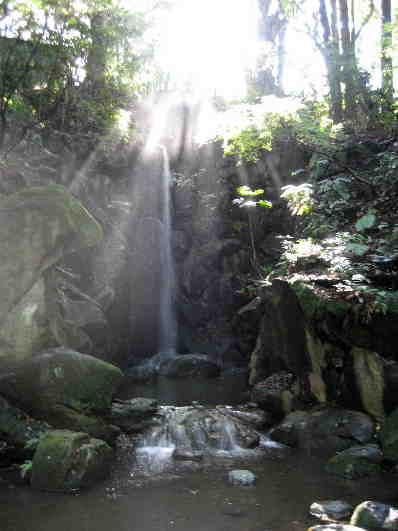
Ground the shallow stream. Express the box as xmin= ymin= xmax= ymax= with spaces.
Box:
xmin=2 ymin=376 xmax=397 ymax=531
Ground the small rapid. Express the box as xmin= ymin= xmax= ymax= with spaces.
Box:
xmin=133 ymin=404 xmax=275 ymax=475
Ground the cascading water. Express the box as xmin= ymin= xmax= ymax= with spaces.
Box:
xmin=134 ymin=405 xmax=276 ymax=474
xmin=128 ymin=143 xmax=177 ymax=359
xmin=158 ymin=145 xmax=177 ymax=354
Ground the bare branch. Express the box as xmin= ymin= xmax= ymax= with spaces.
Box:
xmin=354 ymin=0 xmax=375 ymax=41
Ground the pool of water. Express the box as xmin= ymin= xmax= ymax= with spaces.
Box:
xmin=117 ymin=372 xmax=250 ymax=406
xmin=2 ymin=447 xmax=397 ymax=531
xmin=2 ymin=374 xmax=398 ymax=531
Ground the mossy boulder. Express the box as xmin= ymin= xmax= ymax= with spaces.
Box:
xmin=0 ymin=185 xmax=103 ymax=366
xmin=0 ymin=347 xmax=123 ymax=418
xmin=47 ymin=405 xmax=120 ymax=444
xmin=351 ymin=501 xmax=398 ymax=530
xmin=31 ymin=430 xmax=113 ymax=492
xmin=325 ymin=446 xmax=382 ymax=479
xmin=109 ymin=398 xmax=158 ymax=433
xmin=352 ymin=348 xmax=385 ymax=422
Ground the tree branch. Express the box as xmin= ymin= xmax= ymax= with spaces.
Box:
xmin=354 ymin=0 xmax=375 ymax=41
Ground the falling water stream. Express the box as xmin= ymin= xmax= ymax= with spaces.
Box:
xmin=158 ymin=145 xmax=177 ymax=354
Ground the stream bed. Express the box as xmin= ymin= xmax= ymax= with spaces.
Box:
xmin=2 ymin=375 xmax=398 ymax=531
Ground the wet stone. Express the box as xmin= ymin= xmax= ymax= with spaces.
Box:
xmin=228 ymin=469 xmax=256 ymax=486
xmin=221 ymin=502 xmax=247 ymax=517
xmin=351 ymin=501 xmax=398 ymax=530
xmin=308 ymin=526 xmax=366 ymax=531
xmin=310 ymin=500 xmax=354 ymax=521
xmin=172 ymin=448 xmax=204 ymax=461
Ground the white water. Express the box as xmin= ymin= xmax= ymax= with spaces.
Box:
xmin=135 ymin=405 xmax=268 ymax=474
xmin=158 ymin=146 xmax=177 ymax=354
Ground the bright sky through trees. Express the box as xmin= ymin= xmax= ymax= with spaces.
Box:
xmin=152 ymin=0 xmax=260 ymax=99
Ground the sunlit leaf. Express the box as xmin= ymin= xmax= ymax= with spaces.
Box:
xmin=355 ymin=214 xmax=377 ymax=232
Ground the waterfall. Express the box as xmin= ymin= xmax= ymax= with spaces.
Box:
xmin=128 ymin=143 xmax=177 ymax=358
xmin=158 ymin=145 xmax=177 ymax=354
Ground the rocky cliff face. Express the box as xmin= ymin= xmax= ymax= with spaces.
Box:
xmin=0 ymin=185 xmax=103 ymax=369
xmin=170 ymin=140 xmax=306 ymax=366
xmin=249 ymin=279 xmax=398 ymax=421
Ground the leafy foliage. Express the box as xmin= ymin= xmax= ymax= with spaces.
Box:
xmin=0 ymin=0 xmax=155 ymax=156
xmin=233 ymin=185 xmax=272 ymax=208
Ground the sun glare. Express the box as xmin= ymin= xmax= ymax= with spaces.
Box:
xmin=155 ymin=0 xmax=259 ymax=100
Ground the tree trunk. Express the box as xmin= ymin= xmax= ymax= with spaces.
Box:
xmin=381 ymin=0 xmax=393 ymax=110
xmin=339 ymin=0 xmax=357 ymax=120
xmin=319 ymin=0 xmax=343 ymax=122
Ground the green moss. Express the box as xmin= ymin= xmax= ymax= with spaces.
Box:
xmin=48 ymin=405 xmax=119 ymax=444
xmin=291 ymin=280 xmax=351 ymax=321
xmin=2 ymin=184 xmax=103 ymax=249
xmin=31 ymin=430 xmax=89 ymax=490
xmin=352 ymin=347 xmax=385 ymax=423
xmin=31 ymin=429 xmax=113 ymax=491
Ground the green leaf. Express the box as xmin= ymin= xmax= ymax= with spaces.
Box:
xmin=236 ymin=185 xmax=264 ymax=197
xmin=258 ymin=199 xmax=273 ymax=208
xmin=345 ymin=242 xmax=370 ymax=256
xmin=355 ymin=214 xmax=377 ymax=232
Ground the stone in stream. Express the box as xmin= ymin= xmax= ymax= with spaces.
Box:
xmin=325 ymin=445 xmax=383 ymax=479
xmin=269 ymin=408 xmax=375 ymax=457
xmin=31 ymin=429 xmax=113 ymax=492
xmin=310 ymin=500 xmax=354 ymax=521
xmin=228 ymin=469 xmax=256 ymax=486
xmin=109 ymin=397 xmax=158 ymax=433
xmin=308 ymin=526 xmax=366 ymax=531
xmin=159 ymin=354 xmax=220 ymax=378
xmin=351 ymin=501 xmax=398 ymax=530
xmin=172 ymin=448 xmax=203 ymax=461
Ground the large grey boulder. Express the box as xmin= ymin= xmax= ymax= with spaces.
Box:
xmin=269 ymin=408 xmax=375 ymax=456
xmin=251 ymin=371 xmax=297 ymax=419
xmin=0 ymin=347 xmax=123 ymax=416
xmin=0 ymin=348 xmax=122 ymax=442
xmin=109 ymin=398 xmax=159 ymax=433
xmin=0 ymin=185 xmax=102 ymax=367
xmin=159 ymin=354 xmax=220 ymax=379
xmin=31 ymin=430 xmax=113 ymax=492
xmin=310 ymin=500 xmax=354 ymax=522
xmin=325 ymin=445 xmax=383 ymax=479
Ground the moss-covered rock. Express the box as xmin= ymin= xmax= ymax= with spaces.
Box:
xmin=47 ymin=405 xmax=120 ymax=444
xmin=325 ymin=445 xmax=382 ymax=479
xmin=352 ymin=348 xmax=385 ymax=422
xmin=0 ymin=347 xmax=123 ymax=418
xmin=31 ymin=429 xmax=113 ymax=492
